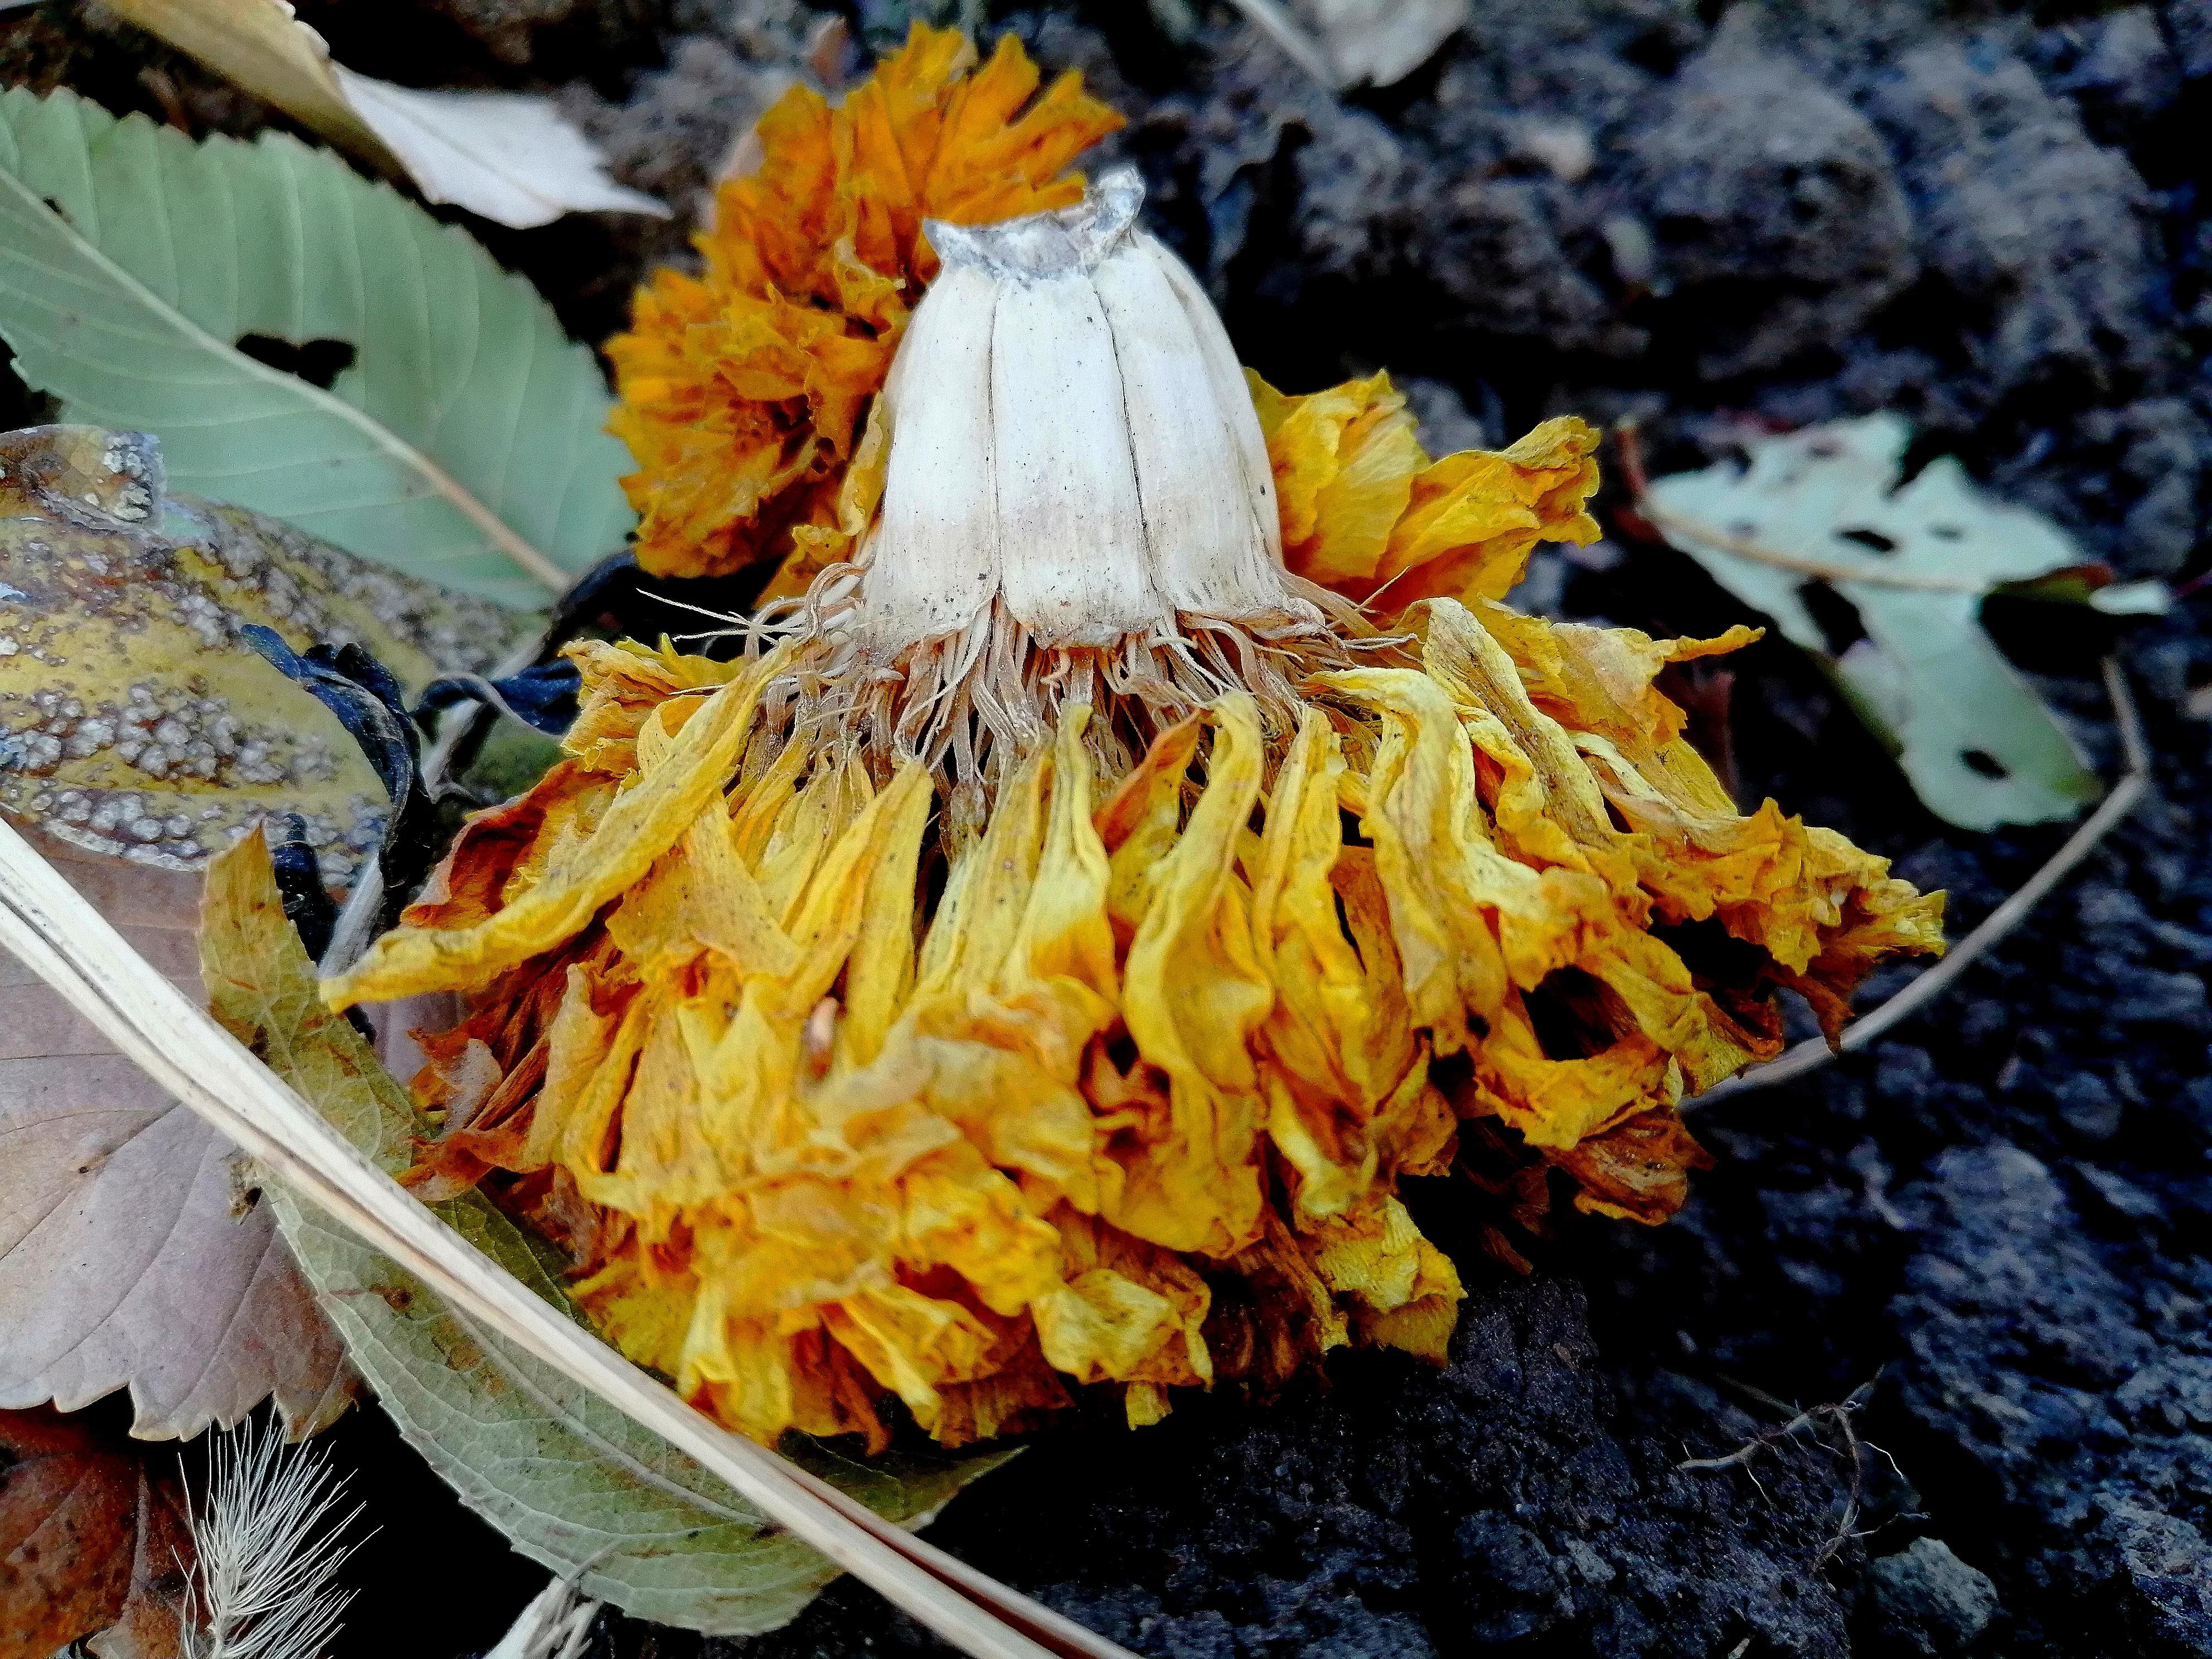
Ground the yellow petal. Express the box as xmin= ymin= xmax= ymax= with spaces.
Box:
xmin=1249 ymin=370 xmax=1601 ymax=612
xmin=1110 ymin=696 xmax=1275 ymax=1256
xmin=605 ymin=795 xmax=797 ymax=981
xmin=837 ymin=761 xmax=935 ymax=1070
xmin=822 ymin=1283 xmax=1003 ymax=1428
xmin=326 ymin=651 xmax=787 ymax=1006
xmin=1376 ymin=417 xmax=1602 ymax=606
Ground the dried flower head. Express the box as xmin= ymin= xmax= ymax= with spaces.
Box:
xmin=326 ymin=28 xmax=1943 ymax=1451
xmin=606 ymin=26 xmax=1122 ymax=580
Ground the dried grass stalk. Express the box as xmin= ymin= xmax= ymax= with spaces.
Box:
xmin=483 ymin=1578 xmax=599 ymax=1659
xmin=181 ymin=1418 xmax=362 ymax=1659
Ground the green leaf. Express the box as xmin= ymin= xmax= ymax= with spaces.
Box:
xmin=1644 ymin=413 xmax=2104 ymax=830
xmin=197 ymin=834 xmax=1015 ymax=1636
xmin=0 ymin=87 xmax=636 ymax=608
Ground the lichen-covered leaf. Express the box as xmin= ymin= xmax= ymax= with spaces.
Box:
xmin=200 ymin=833 xmax=1017 ymax=1636
xmin=0 ymin=425 xmax=516 ymax=882
xmin=0 ymin=88 xmax=637 ymax=603
xmin=1645 ymin=413 xmax=2104 ymax=829
xmin=0 ymin=830 xmax=355 ymax=1442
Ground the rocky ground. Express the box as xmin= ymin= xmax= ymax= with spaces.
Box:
xmin=7 ymin=1 xmax=2211 ymax=1655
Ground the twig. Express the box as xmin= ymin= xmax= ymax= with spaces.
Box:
xmin=1814 ymin=1401 xmax=1866 ymax=1569
xmin=1676 ymin=1401 xmax=1837 ymax=1471
xmin=1612 ymin=418 xmax=1655 ymax=501
xmin=1221 ymin=0 xmax=1340 ymax=89
xmin=1678 ymin=1380 xmax=1877 ymax=1570
xmin=319 ymin=858 xmax=386 ymax=980
xmin=1694 ymin=657 xmax=2151 ymax=1105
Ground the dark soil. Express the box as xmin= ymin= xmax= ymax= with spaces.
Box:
xmin=7 ymin=1 xmax=2211 ymax=1656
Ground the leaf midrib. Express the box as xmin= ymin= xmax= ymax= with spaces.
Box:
xmin=0 ymin=159 xmax=570 ymax=595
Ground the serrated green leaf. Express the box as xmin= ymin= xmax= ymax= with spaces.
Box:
xmin=0 ymin=87 xmax=636 ymax=608
xmin=1645 ymin=413 xmax=2103 ymax=830
xmin=197 ymin=833 xmax=1015 ymax=1636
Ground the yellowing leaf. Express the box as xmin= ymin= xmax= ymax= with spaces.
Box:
xmin=0 ymin=426 xmax=515 ymax=880
xmin=1644 ymin=414 xmax=2105 ymax=829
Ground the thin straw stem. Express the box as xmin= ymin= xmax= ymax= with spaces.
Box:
xmin=1695 ymin=658 xmax=2151 ymax=1104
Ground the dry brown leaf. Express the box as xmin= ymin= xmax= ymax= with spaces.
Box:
xmin=97 ymin=0 xmax=389 ymax=162
xmin=0 ymin=1406 xmax=192 ymax=1659
xmin=100 ymin=0 xmax=666 ymax=228
xmin=81 ymin=1463 xmax=193 ymax=1659
xmin=0 ymin=831 xmax=355 ymax=1440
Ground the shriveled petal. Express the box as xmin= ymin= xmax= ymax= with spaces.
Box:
xmin=326 ymin=652 xmax=787 ymax=1005
xmin=370 ymin=599 xmax=1939 ymax=1448
xmin=1248 ymin=369 xmax=1601 ymax=610
xmin=1109 ymin=696 xmax=1276 ymax=1256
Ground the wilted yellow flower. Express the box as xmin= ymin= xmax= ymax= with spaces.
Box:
xmin=327 ymin=42 xmax=1943 ymax=1451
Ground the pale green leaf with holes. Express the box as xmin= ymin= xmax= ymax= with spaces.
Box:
xmin=0 ymin=86 xmax=634 ymax=607
xmin=198 ymin=836 xmax=1016 ymax=1636
xmin=1645 ymin=413 xmax=2104 ymax=829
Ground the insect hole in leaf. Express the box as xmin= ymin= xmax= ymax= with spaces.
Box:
xmin=234 ymin=336 xmax=359 ymax=392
